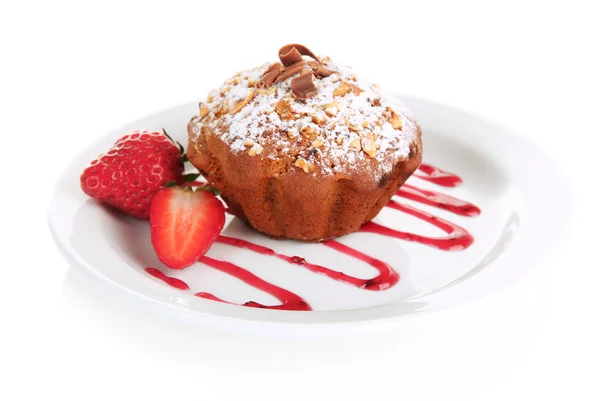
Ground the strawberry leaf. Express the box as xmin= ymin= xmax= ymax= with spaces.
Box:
xmin=184 ymin=173 xmax=201 ymax=183
xmin=163 ymin=128 xmax=188 ymax=161
xmin=165 ymin=181 xmax=178 ymax=188
xmin=162 ymin=128 xmax=174 ymax=143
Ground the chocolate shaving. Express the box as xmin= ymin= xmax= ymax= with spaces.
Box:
xmin=263 ymin=62 xmax=283 ymax=76
xmin=279 ymin=44 xmax=319 ymax=66
xmin=257 ymin=63 xmax=283 ymax=88
xmin=255 ymin=44 xmax=337 ymax=95
xmin=257 ymin=70 xmax=279 ymax=88
xmin=275 ymin=61 xmax=306 ymax=83
xmin=291 ymin=73 xmax=318 ymax=99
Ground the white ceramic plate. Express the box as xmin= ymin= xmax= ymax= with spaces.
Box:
xmin=48 ymin=96 xmax=571 ymax=336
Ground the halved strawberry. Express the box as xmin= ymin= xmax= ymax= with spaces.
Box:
xmin=150 ymin=187 xmax=225 ymax=269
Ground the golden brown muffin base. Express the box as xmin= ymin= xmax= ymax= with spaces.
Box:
xmin=187 ymin=121 xmax=422 ymax=242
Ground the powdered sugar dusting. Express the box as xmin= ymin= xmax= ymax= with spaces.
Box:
xmin=190 ymin=56 xmax=419 ymax=178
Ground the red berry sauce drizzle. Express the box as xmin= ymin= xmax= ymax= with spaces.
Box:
xmin=145 ymin=163 xmax=480 ymax=311
xmin=145 ymin=268 xmax=190 ymax=291
xmin=414 ymin=163 xmax=463 ymax=187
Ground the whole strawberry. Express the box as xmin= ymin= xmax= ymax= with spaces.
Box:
xmin=80 ymin=129 xmax=186 ymax=219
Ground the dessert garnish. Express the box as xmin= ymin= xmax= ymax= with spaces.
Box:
xmin=150 ymin=186 xmax=225 ymax=269
xmin=257 ymin=44 xmax=336 ymax=99
xmin=80 ymin=129 xmax=189 ymax=219
xmin=256 ymin=63 xmax=282 ymax=88
xmin=290 ymin=73 xmax=318 ymax=99
xmin=278 ymin=44 xmax=319 ymax=65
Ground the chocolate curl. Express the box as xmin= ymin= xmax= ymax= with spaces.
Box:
xmin=279 ymin=44 xmax=320 ymax=66
xmin=262 ymin=62 xmax=283 ymax=77
xmin=257 ymin=63 xmax=283 ymax=88
xmin=275 ymin=61 xmax=306 ymax=83
xmin=291 ymin=73 xmax=318 ymax=99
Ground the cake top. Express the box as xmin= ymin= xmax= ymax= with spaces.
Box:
xmin=189 ymin=44 xmax=420 ymax=178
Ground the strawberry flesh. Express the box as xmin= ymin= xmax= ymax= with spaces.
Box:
xmin=150 ymin=187 xmax=225 ymax=269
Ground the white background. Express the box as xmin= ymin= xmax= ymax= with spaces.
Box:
xmin=2 ymin=0 xmax=599 ymax=400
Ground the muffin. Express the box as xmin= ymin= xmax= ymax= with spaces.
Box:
xmin=187 ymin=44 xmax=422 ymax=242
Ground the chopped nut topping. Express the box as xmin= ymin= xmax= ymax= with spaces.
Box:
xmin=275 ymin=98 xmax=295 ymax=120
xmin=347 ymin=81 xmax=364 ymax=95
xmin=361 ymin=131 xmax=377 ymax=158
xmin=256 ymin=87 xmax=276 ymax=96
xmin=199 ymin=45 xmax=414 ymax=168
xmin=333 ymin=82 xmax=352 ymax=97
xmin=308 ymin=60 xmax=336 ymax=78
xmin=231 ymin=89 xmax=256 ymax=114
xmin=333 ymin=80 xmax=364 ymax=97
xmin=386 ymin=106 xmax=403 ymax=130
xmin=207 ymin=95 xmax=214 ymax=103
xmin=324 ymin=100 xmax=340 ymax=116
xmin=301 ymin=126 xmax=317 ymax=141
xmin=312 ymin=137 xmax=325 ymax=148
xmin=312 ymin=113 xmax=327 ymax=127
xmin=349 ymin=138 xmax=362 ymax=150
xmin=199 ymin=103 xmax=209 ymax=118
xmin=213 ymin=106 xmax=224 ymax=117
xmin=348 ymin=122 xmax=362 ymax=132
xmin=248 ymin=143 xmax=263 ymax=156
xmin=221 ymin=102 xmax=230 ymax=114
xmin=231 ymin=90 xmax=256 ymax=115
xmin=294 ymin=158 xmax=315 ymax=173
xmin=324 ymin=108 xmax=337 ymax=117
